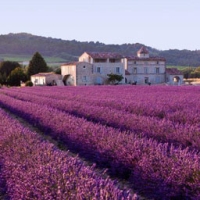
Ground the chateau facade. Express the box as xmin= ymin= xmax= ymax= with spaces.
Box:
xmin=61 ymin=52 xmax=125 ymax=86
xmin=124 ymin=47 xmax=166 ymax=84
xmin=61 ymin=46 xmax=183 ymax=86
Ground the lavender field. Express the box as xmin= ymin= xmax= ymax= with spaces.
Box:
xmin=0 ymin=85 xmax=200 ymax=199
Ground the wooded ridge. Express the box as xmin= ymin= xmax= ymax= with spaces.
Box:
xmin=0 ymin=33 xmax=200 ymax=66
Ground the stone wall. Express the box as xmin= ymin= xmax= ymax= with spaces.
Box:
xmin=126 ymin=61 xmax=166 ymax=84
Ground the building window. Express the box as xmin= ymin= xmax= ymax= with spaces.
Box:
xmin=97 ymin=67 xmax=101 ymax=73
xmin=156 ymin=76 xmax=160 ymax=83
xmin=157 ymin=61 xmax=159 ymax=64
xmin=110 ymin=59 xmax=116 ymax=63
xmin=83 ymin=66 xmax=86 ymax=69
xmin=83 ymin=76 xmax=87 ymax=82
xmin=156 ymin=67 xmax=159 ymax=74
xmin=133 ymin=67 xmax=137 ymax=74
xmin=110 ymin=59 xmax=120 ymax=63
xmin=144 ymin=77 xmax=149 ymax=84
xmin=96 ymin=77 xmax=103 ymax=85
xmin=144 ymin=67 xmax=148 ymax=74
xmin=116 ymin=67 xmax=120 ymax=73
xmin=134 ymin=61 xmax=137 ymax=64
xmin=94 ymin=59 xmax=106 ymax=63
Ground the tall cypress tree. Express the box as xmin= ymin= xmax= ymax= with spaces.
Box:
xmin=27 ymin=52 xmax=48 ymax=77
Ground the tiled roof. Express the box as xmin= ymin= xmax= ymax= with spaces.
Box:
xmin=62 ymin=61 xmax=91 ymax=66
xmin=137 ymin=46 xmax=149 ymax=54
xmin=31 ymin=72 xmax=57 ymax=77
xmin=126 ymin=56 xmax=166 ymax=61
xmin=166 ymin=68 xmax=183 ymax=75
xmin=62 ymin=62 xmax=79 ymax=66
xmin=86 ymin=52 xmax=123 ymax=59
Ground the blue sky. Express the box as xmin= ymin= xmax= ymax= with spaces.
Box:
xmin=1 ymin=0 xmax=200 ymax=50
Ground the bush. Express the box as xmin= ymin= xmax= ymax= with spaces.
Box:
xmin=107 ymin=73 xmax=123 ymax=84
xmin=25 ymin=81 xmax=33 ymax=87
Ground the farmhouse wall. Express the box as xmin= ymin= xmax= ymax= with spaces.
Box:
xmin=79 ymin=52 xmax=94 ymax=63
xmin=93 ymin=62 xmax=125 ymax=84
xmin=61 ymin=64 xmax=77 ymax=85
xmin=46 ymin=74 xmax=62 ymax=85
xmin=31 ymin=76 xmax=45 ymax=85
xmin=76 ymin=62 xmax=94 ymax=85
xmin=31 ymin=73 xmax=61 ymax=86
xmin=126 ymin=61 xmax=166 ymax=84
xmin=61 ymin=47 xmax=170 ymax=86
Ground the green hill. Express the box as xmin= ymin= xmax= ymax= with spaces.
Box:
xmin=0 ymin=33 xmax=200 ymax=66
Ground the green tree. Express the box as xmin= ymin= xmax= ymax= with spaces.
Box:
xmin=0 ymin=72 xmax=7 ymax=85
xmin=181 ymin=67 xmax=194 ymax=79
xmin=27 ymin=52 xmax=48 ymax=77
xmin=187 ymin=67 xmax=200 ymax=78
xmin=7 ymin=67 xmax=28 ymax=86
xmin=107 ymin=73 xmax=123 ymax=84
xmin=55 ymin=67 xmax=61 ymax=74
xmin=0 ymin=61 xmax=20 ymax=84
xmin=25 ymin=80 xmax=33 ymax=87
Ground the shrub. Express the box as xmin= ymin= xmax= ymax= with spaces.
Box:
xmin=25 ymin=81 xmax=33 ymax=87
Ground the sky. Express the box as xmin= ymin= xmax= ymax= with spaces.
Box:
xmin=1 ymin=0 xmax=200 ymax=50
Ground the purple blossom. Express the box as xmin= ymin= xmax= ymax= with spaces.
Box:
xmin=0 ymin=85 xmax=200 ymax=199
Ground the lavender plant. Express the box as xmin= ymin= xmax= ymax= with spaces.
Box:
xmin=0 ymin=89 xmax=199 ymax=199
xmin=0 ymin=108 xmax=136 ymax=200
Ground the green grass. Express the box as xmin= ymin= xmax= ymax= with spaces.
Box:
xmin=0 ymin=54 xmax=67 ymax=63
xmin=166 ymin=65 xmax=195 ymax=70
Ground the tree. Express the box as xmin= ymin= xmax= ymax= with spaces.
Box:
xmin=181 ymin=67 xmax=194 ymax=79
xmin=107 ymin=73 xmax=123 ymax=84
xmin=55 ymin=67 xmax=61 ymax=74
xmin=0 ymin=61 xmax=20 ymax=84
xmin=7 ymin=67 xmax=28 ymax=86
xmin=27 ymin=52 xmax=48 ymax=77
xmin=0 ymin=72 xmax=7 ymax=85
xmin=25 ymin=80 xmax=33 ymax=87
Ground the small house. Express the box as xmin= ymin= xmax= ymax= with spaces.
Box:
xmin=31 ymin=72 xmax=62 ymax=86
xmin=166 ymin=68 xmax=183 ymax=85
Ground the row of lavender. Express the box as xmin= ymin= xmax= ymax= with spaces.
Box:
xmin=2 ymin=87 xmax=200 ymax=150
xmin=8 ymin=85 xmax=200 ymax=120
xmin=0 ymin=108 xmax=135 ymax=200
xmin=6 ymin=86 xmax=200 ymax=126
xmin=0 ymin=90 xmax=199 ymax=199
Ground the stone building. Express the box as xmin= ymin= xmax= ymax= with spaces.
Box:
xmin=124 ymin=47 xmax=166 ymax=84
xmin=61 ymin=52 xmax=125 ymax=86
xmin=61 ymin=46 xmax=184 ymax=86
xmin=166 ymin=68 xmax=184 ymax=85
xmin=31 ymin=72 xmax=62 ymax=86
xmin=61 ymin=62 xmax=93 ymax=86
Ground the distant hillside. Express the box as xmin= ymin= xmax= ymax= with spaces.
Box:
xmin=0 ymin=33 xmax=200 ymax=66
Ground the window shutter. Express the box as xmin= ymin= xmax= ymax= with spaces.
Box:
xmin=100 ymin=67 xmax=103 ymax=74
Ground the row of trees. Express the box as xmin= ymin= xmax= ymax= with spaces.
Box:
xmin=0 ymin=52 xmax=49 ymax=86
xmin=181 ymin=67 xmax=200 ymax=79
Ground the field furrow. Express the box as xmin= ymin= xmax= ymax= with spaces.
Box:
xmin=0 ymin=89 xmax=199 ymax=199
xmin=0 ymin=108 xmax=135 ymax=200
xmin=2 ymin=88 xmax=200 ymax=150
